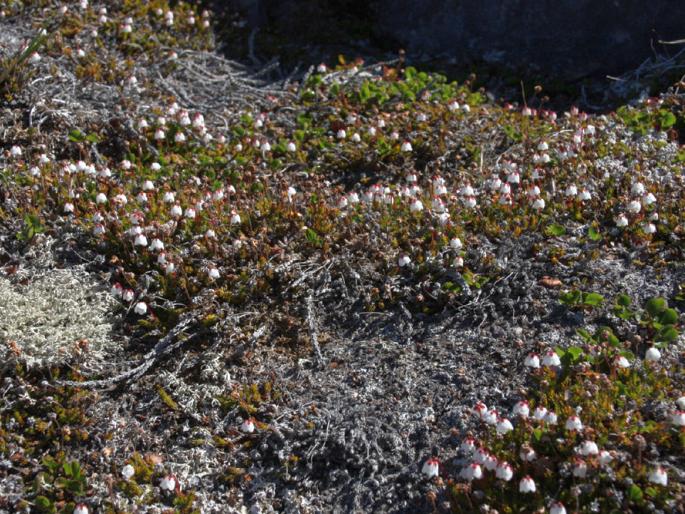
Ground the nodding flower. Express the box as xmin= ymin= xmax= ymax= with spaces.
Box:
xmin=542 ymin=349 xmax=561 ymax=367
xmin=240 ymin=418 xmax=255 ymax=433
xmin=615 ymin=213 xmax=629 ymax=228
xmin=398 ymin=254 xmax=411 ymax=268
xmin=122 ymin=289 xmax=135 ymax=302
xmin=565 ymin=415 xmax=583 ymax=432
xmin=578 ymin=440 xmax=599 ymax=456
xmin=421 ymin=457 xmax=440 ymax=478
xmin=460 ymin=437 xmax=476 ymax=455
xmin=409 ymin=199 xmax=423 ymax=213
xmin=550 ymin=501 xmax=567 ymax=514
xmin=159 ymin=473 xmax=179 ymax=493
xmin=230 ymin=211 xmax=241 ymax=225
xmin=121 ymin=464 xmax=135 ymax=480
xmin=133 ymin=302 xmax=148 ymax=316
xmin=73 ymin=504 xmax=89 ymax=514
xmin=533 ymin=406 xmax=548 ymax=421
xmin=459 ymin=462 xmax=482 ymax=481
xmin=671 ymin=411 xmax=685 ymax=427
xmin=518 ymin=475 xmax=536 ymax=493
xmin=524 ymin=353 xmax=540 ymax=369
xmin=512 ymin=400 xmax=529 ymax=418
xmin=496 ymin=417 xmax=514 ymax=435
xmin=401 ymin=141 xmax=413 ymax=152
xmin=495 ymin=461 xmax=513 ymax=481
xmin=645 ymin=347 xmax=661 ymax=361
xmin=648 ymin=466 xmax=668 ymax=486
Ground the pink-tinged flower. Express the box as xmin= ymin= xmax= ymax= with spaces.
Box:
xmin=522 ymin=107 xmax=532 ymax=117
xmin=453 ymin=256 xmax=464 ymax=268
xmin=184 ymin=207 xmax=196 ymax=219
xmin=615 ymin=214 xmax=629 ymax=228
xmin=496 ymin=417 xmax=514 ymax=436
xmin=240 ymin=418 xmax=255 ymax=433
xmin=627 ymin=200 xmax=641 ymax=214
xmin=473 ymin=447 xmax=489 ymax=464
xmin=122 ymin=289 xmax=135 ymax=302
xmin=460 ymin=462 xmax=482 ymax=481
xmin=111 ymin=283 xmax=123 ymax=298
xmin=579 ymin=440 xmax=599 ymax=456
xmin=9 ymin=145 xmax=22 ymax=157
xmin=134 ymin=234 xmax=148 ymax=247
xmin=401 ymin=141 xmax=413 ymax=152
xmin=542 ymin=349 xmax=561 ymax=367
xmin=174 ymin=132 xmax=186 ymax=143
xmin=573 ymin=457 xmax=588 ymax=478
xmin=165 ymin=262 xmax=176 ymax=275
xmin=532 ymin=198 xmax=545 ymax=210
xmin=545 ymin=411 xmax=558 ymax=425
xmin=565 ymin=184 xmax=578 ymax=197
xmin=645 ymin=347 xmax=661 ymax=361
xmin=648 ymin=466 xmax=667 ymax=486
xmin=533 ymin=406 xmax=548 ymax=421
xmin=519 ymin=475 xmax=536 ymax=493
xmin=448 ymin=100 xmax=460 ymax=112
xmin=519 ymin=446 xmax=536 ymax=462
xmin=671 ymin=411 xmax=685 ymax=427
xmin=64 ymin=203 xmax=75 ymax=214
xmin=73 ymin=504 xmax=89 ymax=514
xmin=134 ymin=302 xmax=147 ymax=316
xmin=642 ymin=192 xmax=657 ymax=206
xmin=631 ymin=182 xmax=645 ymax=196
xmin=614 ymin=355 xmax=630 ymax=369
xmin=230 ymin=211 xmax=241 ymax=225
xmin=484 ymin=453 xmax=498 ymax=471
xmin=642 ymin=223 xmax=657 ymax=235
xmin=598 ymin=450 xmax=613 ymax=466
xmin=550 ymin=501 xmax=567 ymax=514
xmin=410 ymin=199 xmax=423 ymax=213
xmin=159 ymin=473 xmax=178 ymax=492
xmin=113 ymin=194 xmax=128 ymax=206
xmin=565 ymin=415 xmax=583 ymax=432
xmin=136 ymin=192 xmax=148 ymax=203
xmin=154 ymin=128 xmax=165 ymax=140
xmin=398 ymin=254 xmax=411 ymax=267
xmin=422 ymin=457 xmax=439 ymax=478
xmin=524 ymin=353 xmax=540 ymax=369
xmin=483 ymin=409 xmax=498 ymax=425
xmin=495 ymin=461 xmax=513 ymax=481
xmin=336 ymin=129 xmax=346 ymax=139
xmin=578 ymin=189 xmax=591 ymax=201
xmin=170 ymin=205 xmax=183 ymax=218
xmin=460 ymin=437 xmax=476 ymax=455
xmin=473 ymin=401 xmax=488 ymax=419
xmin=512 ymin=400 xmax=529 ymax=418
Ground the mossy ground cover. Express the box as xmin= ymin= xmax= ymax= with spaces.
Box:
xmin=0 ymin=1 xmax=683 ymax=513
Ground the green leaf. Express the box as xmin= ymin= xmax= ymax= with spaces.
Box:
xmin=658 ymin=308 xmax=678 ymax=325
xmin=68 ymin=129 xmax=85 ymax=142
xmin=588 ymin=226 xmax=602 ymax=241
xmin=532 ymin=428 xmax=543 ymax=442
xmin=657 ymin=326 xmax=679 ymax=343
xmin=560 ymin=290 xmax=581 ymax=306
xmin=545 ymin=223 xmax=566 ymax=237
xmin=628 ymin=484 xmax=644 ymax=502
xmin=567 ymin=346 xmax=584 ymax=362
xmin=646 ymin=297 xmax=667 ymax=316
xmin=582 ymin=292 xmax=605 ymax=307
xmin=616 ymin=294 xmax=632 ymax=307
xmin=34 ymin=496 xmax=55 ymax=514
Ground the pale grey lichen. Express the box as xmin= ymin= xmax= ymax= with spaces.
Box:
xmin=0 ymin=267 xmax=119 ymax=368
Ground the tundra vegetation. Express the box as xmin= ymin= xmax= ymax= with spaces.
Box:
xmin=0 ymin=1 xmax=683 ymax=513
